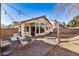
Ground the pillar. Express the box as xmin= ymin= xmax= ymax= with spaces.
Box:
xmin=21 ymin=23 xmax=25 ymax=37
xmin=29 ymin=25 xmax=31 ymax=37
xmin=35 ymin=22 xmax=36 ymax=36
xmin=39 ymin=22 xmax=40 ymax=35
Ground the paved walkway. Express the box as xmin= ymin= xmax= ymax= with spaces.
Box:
xmin=12 ymin=40 xmax=53 ymax=56
xmin=11 ymin=33 xmax=79 ymax=56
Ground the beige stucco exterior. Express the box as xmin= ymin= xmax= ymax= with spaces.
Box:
xmin=20 ymin=16 xmax=54 ymax=37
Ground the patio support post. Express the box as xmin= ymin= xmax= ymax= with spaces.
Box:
xmin=44 ymin=23 xmax=45 ymax=33
xmin=21 ymin=23 xmax=25 ymax=37
xmin=29 ymin=25 xmax=31 ymax=37
xmin=39 ymin=22 xmax=40 ymax=34
xmin=35 ymin=22 xmax=36 ymax=36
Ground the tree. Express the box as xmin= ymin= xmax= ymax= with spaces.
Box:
xmin=54 ymin=3 xmax=79 ymax=43
xmin=54 ymin=4 xmax=68 ymax=43
xmin=67 ymin=4 xmax=79 ymax=14
xmin=67 ymin=15 xmax=79 ymax=27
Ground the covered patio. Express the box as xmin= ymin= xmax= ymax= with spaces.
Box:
xmin=20 ymin=21 xmax=45 ymax=37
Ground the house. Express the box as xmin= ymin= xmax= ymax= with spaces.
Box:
xmin=18 ymin=16 xmax=57 ymax=37
xmin=11 ymin=21 xmax=20 ymax=28
xmin=12 ymin=16 xmax=67 ymax=37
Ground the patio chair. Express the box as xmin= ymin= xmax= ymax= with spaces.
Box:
xmin=25 ymin=33 xmax=34 ymax=42
xmin=17 ymin=34 xmax=34 ymax=44
xmin=10 ymin=36 xmax=18 ymax=42
xmin=16 ymin=36 xmax=30 ymax=47
xmin=10 ymin=36 xmax=20 ymax=49
xmin=12 ymin=33 xmax=34 ymax=48
xmin=0 ymin=40 xmax=12 ymax=56
xmin=0 ymin=40 xmax=11 ymax=48
xmin=10 ymin=34 xmax=32 ymax=49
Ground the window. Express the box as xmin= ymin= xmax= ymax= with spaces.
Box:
xmin=36 ymin=23 xmax=39 ymax=26
xmin=40 ymin=23 xmax=44 ymax=26
xmin=24 ymin=26 xmax=29 ymax=32
xmin=40 ymin=26 xmax=44 ymax=33
xmin=27 ymin=26 xmax=29 ymax=32
xmin=36 ymin=26 xmax=39 ymax=33
xmin=49 ymin=27 xmax=50 ymax=29
xmin=46 ymin=27 xmax=48 ymax=30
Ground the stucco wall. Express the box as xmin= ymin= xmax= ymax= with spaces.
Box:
xmin=20 ymin=17 xmax=54 ymax=37
xmin=21 ymin=23 xmax=25 ymax=37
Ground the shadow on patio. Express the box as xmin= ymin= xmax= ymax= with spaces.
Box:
xmin=48 ymin=45 xmax=79 ymax=56
xmin=11 ymin=40 xmax=79 ymax=56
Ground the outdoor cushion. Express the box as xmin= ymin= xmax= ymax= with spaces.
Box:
xmin=0 ymin=40 xmax=11 ymax=47
xmin=10 ymin=36 xmax=18 ymax=41
xmin=16 ymin=36 xmax=24 ymax=40
xmin=20 ymin=40 xmax=28 ymax=46
xmin=13 ymin=33 xmax=18 ymax=37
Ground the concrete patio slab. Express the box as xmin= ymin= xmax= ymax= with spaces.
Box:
xmin=12 ymin=40 xmax=54 ymax=56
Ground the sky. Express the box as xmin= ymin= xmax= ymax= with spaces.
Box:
xmin=1 ymin=3 xmax=79 ymax=25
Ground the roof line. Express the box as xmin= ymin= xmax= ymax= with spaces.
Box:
xmin=21 ymin=15 xmax=46 ymax=24
xmin=17 ymin=15 xmax=54 ymax=26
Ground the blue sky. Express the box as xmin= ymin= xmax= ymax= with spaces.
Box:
xmin=1 ymin=3 xmax=79 ymax=25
